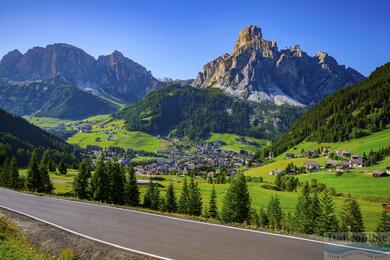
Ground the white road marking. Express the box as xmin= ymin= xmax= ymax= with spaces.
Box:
xmin=0 ymin=204 xmax=173 ymax=260
xmin=0 ymin=188 xmax=389 ymax=256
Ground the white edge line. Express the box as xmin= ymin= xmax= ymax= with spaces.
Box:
xmin=0 ymin=204 xmax=172 ymax=260
xmin=1 ymin=188 xmax=389 ymax=255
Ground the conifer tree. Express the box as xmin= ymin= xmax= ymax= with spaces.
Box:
xmin=310 ymin=191 xmax=322 ymax=234
xmin=109 ymin=162 xmax=126 ymax=205
xmin=208 ymin=185 xmax=218 ymax=219
xmin=258 ymin=207 xmax=269 ymax=228
xmin=1 ymin=158 xmax=11 ymax=187
xmin=126 ymin=166 xmax=139 ymax=206
xmin=90 ymin=157 xmax=110 ymax=202
xmin=274 ymin=174 xmax=282 ymax=189
xmin=27 ymin=151 xmax=41 ymax=191
xmin=39 ymin=160 xmax=53 ymax=193
xmin=9 ymin=157 xmax=20 ymax=189
xmin=178 ymin=177 xmax=189 ymax=214
xmin=318 ymin=190 xmax=339 ymax=236
xmin=340 ymin=196 xmax=366 ymax=242
xmin=267 ymin=195 xmax=283 ymax=230
xmin=293 ymin=182 xmax=313 ymax=234
xmin=165 ymin=183 xmax=177 ymax=213
xmin=374 ymin=209 xmax=389 ymax=247
xmin=58 ymin=159 xmax=67 ymax=175
xmin=73 ymin=159 xmax=91 ymax=199
xmin=221 ymin=173 xmax=251 ymax=223
xmin=144 ymin=179 xmax=160 ymax=210
xmin=187 ymin=178 xmax=202 ymax=216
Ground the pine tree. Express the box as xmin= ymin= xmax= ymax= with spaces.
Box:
xmin=39 ymin=160 xmax=53 ymax=193
xmin=27 ymin=151 xmax=42 ymax=191
xmin=58 ymin=159 xmax=67 ymax=175
xmin=208 ymin=185 xmax=218 ymax=218
xmin=48 ymin=159 xmax=56 ymax=173
xmin=109 ymin=162 xmax=126 ymax=205
xmin=258 ymin=207 xmax=269 ymax=228
xmin=1 ymin=158 xmax=11 ymax=187
xmin=187 ymin=178 xmax=202 ymax=216
xmin=73 ymin=159 xmax=91 ymax=199
xmin=40 ymin=149 xmax=51 ymax=169
xmin=293 ymin=182 xmax=313 ymax=234
xmin=221 ymin=173 xmax=251 ymax=223
xmin=178 ymin=177 xmax=189 ymax=214
xmin=340 ymin=196 xmax=366 ymax=242
xmin=9 ymin=157 xmax=20 ymax=189
xmin=144 ymin=179 xmax=160 ymax=210
xmin=126 ymin=166 xmax=139 ymax=206
xmin=165 ymin=183 xmax=177 ymax=213
xmin=318 ymin=190 xmax=339 ymax=236
xmin=373 ymin=209 xmax=389 ymax=247
xmin=90 ymin=157 xmax=110 ymax=202
xmin=274 ymin=174 xmax=282 ymax=189
xmin=310 ymin=191 xmax=322 ymax=234
xmin=267 ymin=195 xmax=283 ymax=230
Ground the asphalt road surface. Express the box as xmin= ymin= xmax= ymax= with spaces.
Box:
xmin=0 ymin=188 xmax=386 ymax=260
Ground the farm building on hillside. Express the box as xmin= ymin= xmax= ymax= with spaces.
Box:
xmin=269 ymin=169 xmax=283 ymax=176
xmin=372 ymin=170 xmax=389 ymax=178
xmin=304 ymin=161 xmax=320 ymax=171
xmin=387 ymin=167 xmax=390 ymax=174
xmin=285 ymin=153 xmax=295 ymax=159
xmin=349 ymin=155 xmax=363 ymax=168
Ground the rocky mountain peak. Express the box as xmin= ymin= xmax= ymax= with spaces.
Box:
xmin=193 ymin=25 xmax=365 ymax=106
xmin=233 ymin=25 xmax=263 ymax=52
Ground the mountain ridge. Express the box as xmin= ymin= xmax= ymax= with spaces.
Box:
xmin=193 ymin=25 xmax=365 ymax=106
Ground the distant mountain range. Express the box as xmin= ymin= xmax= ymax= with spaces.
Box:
xmin=0 ymin=26 xmax=366 ymax=121
xmin=193 ymin=25 xmax=365 ymax=106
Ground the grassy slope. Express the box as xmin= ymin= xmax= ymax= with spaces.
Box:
xmin=275 ymin=127 xmax=390 ymax=160
xmin=206 ymin=133 xmax=269 ymax=153
xmin=27 ymin=115 xmax=172 ymax=152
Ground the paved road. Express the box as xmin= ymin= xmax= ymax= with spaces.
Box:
xmin=0 ymin=189 xmax=385 ymax=260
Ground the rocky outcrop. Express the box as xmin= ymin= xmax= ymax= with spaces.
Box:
xmin=0 ymin=44 xmax=161 ymax=103
xmin=193 ymin=25 xmax=365 ymax=106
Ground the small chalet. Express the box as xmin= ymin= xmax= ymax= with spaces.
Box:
xmin=326 ymin=160 xmax=339 ymax=169
xmin=269 ymin=169 xmax=282 ymax=176
xmin=304 ymin=161 xmax=320 ymax=170
xmin=285 ymin=153 xmax=295 ymax=159
xmin=383 ymin=203 xmax=390 ymax=212
xmin=372 ymin=170 xmax=388 ymax=178
xmin=387 ymin=167 xmax=390 ymax=174
xmin=349 ymin=155 xmax=363 ymax=168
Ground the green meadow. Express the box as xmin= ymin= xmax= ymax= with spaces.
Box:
xmin=206 ymin=133 xmax=269 ymax=153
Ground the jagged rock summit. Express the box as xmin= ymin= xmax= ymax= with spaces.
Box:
xmin=0 ymin=43 xmax=161 ymax=103
xmin=193 ymin=25 xmax=365 ymax=106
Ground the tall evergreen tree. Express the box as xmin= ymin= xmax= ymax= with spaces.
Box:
xmin=109 ymin=162 xmax=126 ymax=205
xmin=58 ymin=159 xmax=67 ymax=175
xmin=126 ymin=166 xmax=139 ymax=206
xmin=178 ymin=177 xmax=189 ymax=214
xmin=73 ymin=159 xmax=91 ymax=199
xmin=27 ymin=150 xmax=42 ymax=191
xmin=0 ymin=158 xmax=11 ymax=187
xmin=374 ymin=209 xmax=389 ymax=247
xmin=310 ymin=191 xmax=322 ymax=234
xmin=208 ymin=185 xmax=218 ymax=218
xmin=144 ymin=179 xmax=160 ymax=210
xmin=39 ymin=160 xmax=53 ymax=193
xmin=340 ymin=196 xmax=366 ymax=242
xmin=165 ymin=183 xmax=177 ymax=213
xmin=293 ymin=182 xmax=314 ymax=234
xmin=9 ymin=157 xmax=20 ymax=189
xmin=274 ymin=174 xmax=282 ymax=189
xmin=221 ymin=173 xmax=251 ymax=223
xmin=318 ymin=190 xmax=339 ymax=236
xmin=187 ymin=178 xmax=202 ymax=216
xmin=267 ymin=195 xmax=283 ymax=230
xmin=258 ymin=207 xmax=269 ymax=228
xmin=90 ymin=157 xmax=110 ymax=202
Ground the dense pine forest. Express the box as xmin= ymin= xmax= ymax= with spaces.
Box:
xmin=0 ymin=108 xmax=77 ymax=166
xmin=273 ymin=62 xmax=390 ymax=154
xmin=115 ymin=85 xmax=304 ymax=140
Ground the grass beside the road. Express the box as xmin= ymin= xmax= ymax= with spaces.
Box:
xmin=0 ymin=217 xmax=49 ymax=259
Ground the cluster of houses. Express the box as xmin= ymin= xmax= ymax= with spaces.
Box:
xmin=270 ymin=149 xmax=390 ymax=177
xmin=134 ymin=142 xmax=251 ymax=176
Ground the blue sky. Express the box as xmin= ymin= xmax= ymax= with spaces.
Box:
xmin=0 ymin=0 xmax=389 ymax=79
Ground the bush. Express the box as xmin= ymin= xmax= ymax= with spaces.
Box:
xmin=261 ymin=184 xmax=281 ymax=191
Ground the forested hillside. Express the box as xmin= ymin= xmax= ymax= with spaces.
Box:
xmin=0 ymin=80 xmax=117 ymax=119
xmin=273 ymin=62 xmax=390 ymax=154
xmin=0 ymin=108 xmax=75 ymax=166
xmin=115 ymin=85 xmax=304 ymax=140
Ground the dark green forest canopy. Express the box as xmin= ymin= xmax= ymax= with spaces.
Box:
xmin=0 ymin=108 xmax=75 ymax=165
xmin=115 ymin=85 xmax=304 ymax=140
xmin=273 ymin=62 xmax=390 ymax=154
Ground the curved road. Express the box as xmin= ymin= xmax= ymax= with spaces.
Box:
xmin=0 ymin=189 xmax=386 ymax=260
